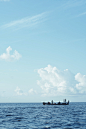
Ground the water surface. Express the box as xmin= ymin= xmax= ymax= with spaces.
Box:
xmin=0 ymin=102 xmax=86 ymax=128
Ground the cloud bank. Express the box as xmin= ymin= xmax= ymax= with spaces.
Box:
xmin=37 ymin=65 xmax=86 ymax=96
xmin=0 ymin=46 xmax=21 ymax=61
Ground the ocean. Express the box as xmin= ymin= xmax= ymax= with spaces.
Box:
xmin=0 ymin=102 xmax=86 ymax=129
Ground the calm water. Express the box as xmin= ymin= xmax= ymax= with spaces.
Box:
xmin=0 ymin=102 xmax=86 ymax=129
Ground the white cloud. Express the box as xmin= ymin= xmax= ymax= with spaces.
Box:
xmin=75 ymin=73 xmax=86 ymax=93
xmin=62 ymin=0 xmax=86 ymax=9
xmin=37 ymin=65 xmax=86 ymax=96
xmin=15 ymin=87 xmax=27 ymax=96
xmin=28 ymin=88 xmax=37 ymax=94
xmin=2 ymin=12 xmax=47 ymax=29
xmin=76 ymin=12 xmax=86 ymax=17
xmin=0 ymin=46 xmax=21 ymax=61
xmin=0 ymin=0 xmax=10 ymax=1
xmin=15 ymin=87 xmax=37 ymax=96
xmin=15 ymin=87 xmax=23 ymax=96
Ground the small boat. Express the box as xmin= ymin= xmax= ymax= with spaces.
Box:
xmin=43 ymin=99 xmax=69 ymax=105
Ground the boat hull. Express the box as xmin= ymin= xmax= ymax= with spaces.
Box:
xmin=43 ymin=102 xmax=69 ymax=105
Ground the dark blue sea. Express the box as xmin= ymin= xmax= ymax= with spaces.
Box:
xmin=0 ymin=102 xmax=86 ymax=129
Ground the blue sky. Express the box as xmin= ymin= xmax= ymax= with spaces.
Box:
xmin=0 ymin=0 xmax=86 ymax=102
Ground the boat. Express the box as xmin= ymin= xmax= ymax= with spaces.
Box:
xmin=43 ymin=99 xmax=69 ymax=105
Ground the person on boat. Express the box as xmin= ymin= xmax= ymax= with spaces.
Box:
xmin=64 ymin=99 xmax=66 ymax=103
xmin=68 ymin=100 xmax=69 ymax=104
xmin=58 ymin=101 xmax=60 ymax=105
xmin=48 ymin=102 xmax=50 ymax=104
xmin=51 ymin=100 xmax=53 ymax=104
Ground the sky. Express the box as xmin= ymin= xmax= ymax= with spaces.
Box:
xmin=0 ymin=0 xmax=86 ymax=102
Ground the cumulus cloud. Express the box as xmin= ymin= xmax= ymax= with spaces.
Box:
xmin=28 ymin=88 xmax=37 ymax=94
xmin=15 ymin=87 xmax=37 ymax=96
xmin=15 ymin=87 xmax=24 ymax=96
xmin=75 ymin=73 xmax=86 ymax=93
xmin=15 ymin=87 xmax=27 ymax=96
xmin=0 ymin=46 xmax=21 ymax=61
xmin=37 ymin=65 xmax=86 ymax=96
